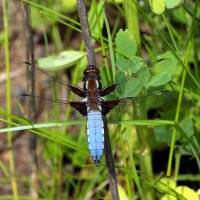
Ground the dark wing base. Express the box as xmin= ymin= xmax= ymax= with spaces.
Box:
xmin=70 ymin=85 xmax=85 ymax=97
xmin=70 ymin=102 xmax=87 ymax=116
xmin=101 ymin=84 xmax=116 ymax=96
xmin=102 ymin=100 xmax=120 ymax=115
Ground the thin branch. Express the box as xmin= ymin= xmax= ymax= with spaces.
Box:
xmin=76 ymin=0 xmax=119 ymax=199
xmin=103 ymin=115 xmax=120 ymax=200
xmin=21 ymin=2 xmax=38 ymax=197
xmin=77 ymin=0 xmax=96 ymax=66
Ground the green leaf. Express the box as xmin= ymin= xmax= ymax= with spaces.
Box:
xmin=161 ymin=186 xmax=199 ymax=200
xmin=178 ymin=118 xmax=197 ymax=155
xmin=154 ymin=117 xmax=193 ymax=146
xmin=115 ymin=29 xmax=143 ymax=73
xmin=179 ymin=118 xmax=193 ymax=137
xmin=116 ymin=55 xmax=143 ymax=73
xmin=172 ymin=7 xmax=188 ymax=24
xmin=175 ymin=186 xmax=199 ymax=200
xmin=31 ymin=6 xmax=56 ymax=28
xmin=37 ymin=50 xmax=84 ymax=71
xmin=115 ymin=71 xmax=126 ymax=95
xmin=116 ymin=67 xmax=150 ymax=97
xmin=61 ymin=0 xmax=77 ymax=13
xmin=165 ymin=0 xmax=182 ymax=9
xmin=120 ymin=77 xmax=142 ymax=97
xmin=156 ymin=177 xmax=176 ymax=193
xmin=149 ymin=0 xmax=165 ymax=14
xmin=115 ymin=29 xmax=137 ymax=59
xmin=154 ymin=125 xmax=174 ymax=145
xmin=138 ymin=66 xmax=151 ymax=89
xmin=118 ymin=185 xmax=129 ymax=200
xmin=149 ymin=51 xmax=177 ymax=87
xmin=107 ymin=0 xmax=123 ymax=3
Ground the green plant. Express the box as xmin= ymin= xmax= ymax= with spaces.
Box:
xmin=1 ymin=0 xmax=200 ymax=199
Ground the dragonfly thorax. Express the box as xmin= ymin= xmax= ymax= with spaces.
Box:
xmin=85 ymin=79 xmax=100 ymax=91
xmin=84 ymin=78 xmax=102 ymax=106
xmin=85 ymin=95 xmax=102 ymax=112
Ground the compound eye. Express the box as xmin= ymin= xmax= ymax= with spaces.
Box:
xmin=84 ymin=68 xmax=90 ymax=76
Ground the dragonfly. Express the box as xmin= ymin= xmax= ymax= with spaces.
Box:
xmin=21 ymin=62 xmax=171 ymax=166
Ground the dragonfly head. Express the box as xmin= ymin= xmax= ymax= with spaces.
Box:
xmin=83 ymin=65 xmax=100 ymax=81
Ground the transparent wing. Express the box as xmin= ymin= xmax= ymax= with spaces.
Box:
xmin=18 ymin=93 xmax=70 ymax=107
xmin=16 ymin=93 xmax=84 ymax=122
xmin=102 ymin=63 xmax=175 ymax=120
xmin=102 ymin=66 xmax=151 ymax=98
xmin=106 ymin=90 xmax=175 ymax=121
xmin=16 ymin=93 xmax=67 ymax=120
xmin=118 ymin=90 xmax=173 ymax=109
xmin=18 ymin=62 xmax=87 ymax=121
xmin=23 ymin=62 xmax=84 ymax=93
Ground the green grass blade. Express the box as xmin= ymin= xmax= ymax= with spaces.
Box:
xmin=127 ymin=139 xmax=145 ymax=200
xmin=2 ymin=0 xmax=19 ymax=198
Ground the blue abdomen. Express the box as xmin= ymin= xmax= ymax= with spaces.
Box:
xmin=87 ymin=110 xmax=104 ymax=165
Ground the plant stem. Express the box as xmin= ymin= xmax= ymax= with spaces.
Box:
xmin=77 ymin=1 xmax=119 ymax=198
xmin=77 ymin=0 xmax=96 ymax=66
xmin=119 ymin=127 xmax=133 ymax=199
xmin=135 ymin=107 xmax=155 ymax=200
xmin=2 ymin=0 xmax=19 ymax=199
xmin=21 ymin=3 xmax=38 ymax=197
xmin=103 ymin=116 xmax=119 ymax=200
